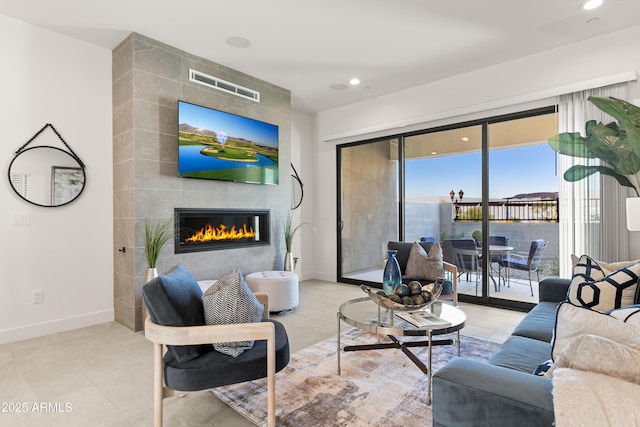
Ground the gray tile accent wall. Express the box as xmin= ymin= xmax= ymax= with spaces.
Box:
xmin=113 ymin=33 xmax=291 ymax=331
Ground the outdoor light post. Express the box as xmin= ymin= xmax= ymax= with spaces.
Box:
xmin=450 ymin=189 xmax=464 ymax=220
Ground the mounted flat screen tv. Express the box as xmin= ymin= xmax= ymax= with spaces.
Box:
xmin=178 ymin=101 xmax=279 ymax=185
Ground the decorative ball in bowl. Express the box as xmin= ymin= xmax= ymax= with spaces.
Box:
xmin=361 ymin=280 xmax=443 ymax=311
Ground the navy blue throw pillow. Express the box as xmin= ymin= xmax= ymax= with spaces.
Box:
xmin=143 ymin=265 xmax=206 ymax=363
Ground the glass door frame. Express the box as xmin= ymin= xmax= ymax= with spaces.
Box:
xmin=336 ymin=136 xmax=404 ymax=287
xmin=337 ymin=106 xmax=557 ymax=311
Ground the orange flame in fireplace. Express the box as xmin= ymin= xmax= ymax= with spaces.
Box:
xmin=185 ymin=223 xmax=256 ymax=243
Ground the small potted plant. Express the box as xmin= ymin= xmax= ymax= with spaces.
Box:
xmin=283 ymin=213 xmax=305 ymax=271
xmin=144 ymin=217 xmax=173 ymax=281
xmin=472 ymin=229 xmax=483 ymax=246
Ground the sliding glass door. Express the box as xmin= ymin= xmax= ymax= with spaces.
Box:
xmin=404 ymin=125 xmax=483 ymax=243
xmin=404 ymin=125 xmax=484 ymax=298
xmin=487 ymin=113 xmax=559 ymax=304
xmin=338 ymin=138 xmax=400 ymax=284
xmin=337 ymin=108 xmax=560 ymax=309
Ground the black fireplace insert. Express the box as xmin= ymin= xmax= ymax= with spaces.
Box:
xmin=174 ymin=208 xmax=270 ymax=253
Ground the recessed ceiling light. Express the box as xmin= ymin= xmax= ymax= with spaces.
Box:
xmin=461 ymin=137 xmax=469 ymax=142
xmin=583 ymin=0 xmax=603 ymax=10
xmin=431 ymin=151 xmax=438 ymax=155
xmin=225 ymin=36 xmax=252 ymax=48
xmin=349 ymin=78 xmax=361 ymax=86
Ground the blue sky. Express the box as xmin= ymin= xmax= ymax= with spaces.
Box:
xmin=178 ymin=101 xmax=279 ymax=147
xmin=405 ymin=144 xmax=559 ymax=200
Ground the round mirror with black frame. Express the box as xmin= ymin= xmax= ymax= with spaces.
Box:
xmin=8 ymin=124 xmax=86 ymax=208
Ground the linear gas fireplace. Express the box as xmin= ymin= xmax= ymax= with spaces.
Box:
xmin=174 ymin=208 xmax=270 ymax=253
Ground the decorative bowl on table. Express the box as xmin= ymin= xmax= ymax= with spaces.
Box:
xmin=361 ymin=280 xmax=443 ymax=311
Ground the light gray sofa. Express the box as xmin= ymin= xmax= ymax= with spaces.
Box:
xmin=432 ymin=277 xmax=570 ymax=427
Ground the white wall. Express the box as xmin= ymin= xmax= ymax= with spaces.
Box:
xmin=291 ymin=110 xmax=315 ymax=280
xmin=312 ymin=25 xmax=640 ymax=282
xmin=0 ymin=15 xmax=113 ymax=344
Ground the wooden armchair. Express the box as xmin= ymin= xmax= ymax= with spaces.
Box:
xmin=142 ymin=266 xmax=290 ymax=427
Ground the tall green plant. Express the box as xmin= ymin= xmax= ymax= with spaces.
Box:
xmin=283 ymin=213 xmax=304 ymax=253
xmin=144 ymin=218 xmax=173 ymax=268
xmin=548 ymin=96 xmax=640 ymax=197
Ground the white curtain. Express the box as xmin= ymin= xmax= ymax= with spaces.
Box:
xmin=557 ymin=83 xmax=629 ymax=277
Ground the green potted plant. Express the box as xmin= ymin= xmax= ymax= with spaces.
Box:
xmin=547 ymin=96 xmax=640 ymax=230
xmin=283 ymin=213 xmax=305 ymax=271
xmin=144 ymin=217 xmax=173 ymax=281
xmin=472 ymin=229 xmax=483 ymax=245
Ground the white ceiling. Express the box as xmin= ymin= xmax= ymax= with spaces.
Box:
xmin=2 ymin=0 xmax=640 ymax=113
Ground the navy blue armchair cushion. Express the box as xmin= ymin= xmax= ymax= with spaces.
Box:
xmin=142 ymin=264 xmax=206 ymax=363
xmin=420 ymin=236 xmax=437 ymax=243
xmin=163 ymin=319 xmax=291 ymax=391
xmin=500 ymin=239 xmax=547 ymax=272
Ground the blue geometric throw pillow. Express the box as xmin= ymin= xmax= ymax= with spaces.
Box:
xmin=568 ymin=255 xmax=640 ymax=312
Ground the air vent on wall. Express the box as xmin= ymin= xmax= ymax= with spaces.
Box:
xmin=189 ymin=69 xmax=260 ymax=102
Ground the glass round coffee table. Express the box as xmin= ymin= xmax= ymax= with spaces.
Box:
xmin=337 ymin=297 xmax=466 ymax=405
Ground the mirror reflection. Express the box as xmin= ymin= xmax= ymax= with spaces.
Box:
xmin=8 ymin=146 xmax=86 ymax=207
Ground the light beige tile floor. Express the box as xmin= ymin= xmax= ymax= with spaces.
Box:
xmin=0 ymin=279 xmax=526 ymax=427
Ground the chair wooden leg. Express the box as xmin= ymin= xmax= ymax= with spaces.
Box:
xmin=266 ymin=326 xmax=276 ymax=427
xmin=153 ymin=343 xmax=164 ymax=427
xmin=452 ymin=274 xmax=458 ymax=306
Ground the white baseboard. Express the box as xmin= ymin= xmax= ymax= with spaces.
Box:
xmin=0 ymin=310 xmax=115 ymax=345
xmin=298 ymin=271 xmax=314 ymax=281
xmin=312 ymin=272 xmax=336 ymax=282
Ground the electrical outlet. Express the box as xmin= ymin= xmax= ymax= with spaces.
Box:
xmin=32 ymin=289 xmax=44 ymax=304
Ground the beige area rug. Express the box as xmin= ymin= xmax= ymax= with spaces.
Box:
xmin=212 ymin=328 xmax=500 ymax=427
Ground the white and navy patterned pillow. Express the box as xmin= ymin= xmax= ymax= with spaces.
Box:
xmin=570 ymin=255 xmax=606 ymax=288
xmin=202 ymin=267 xmax=264 ymax=357
xmin=607 ymin=304 xmax=640 ymax=328
xmin=552 ymin=302 xmax=640 ymax=360
xmin=568 ymin=255 xmax=640 ymax=312
xmin=571 ymin=254 xmax=640 ymax=271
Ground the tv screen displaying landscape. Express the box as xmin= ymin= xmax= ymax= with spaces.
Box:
xmin=178 ymin=101 xmax=279 ymax=185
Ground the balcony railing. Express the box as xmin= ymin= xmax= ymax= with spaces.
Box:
xmin=454 ymin=198 xmax=559 ymax=222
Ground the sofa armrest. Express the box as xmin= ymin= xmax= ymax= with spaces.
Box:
xmin=538 ymin=277 xmax=570 ymax=303
xmin=433 ymin=357 xmax=554 ymax=427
